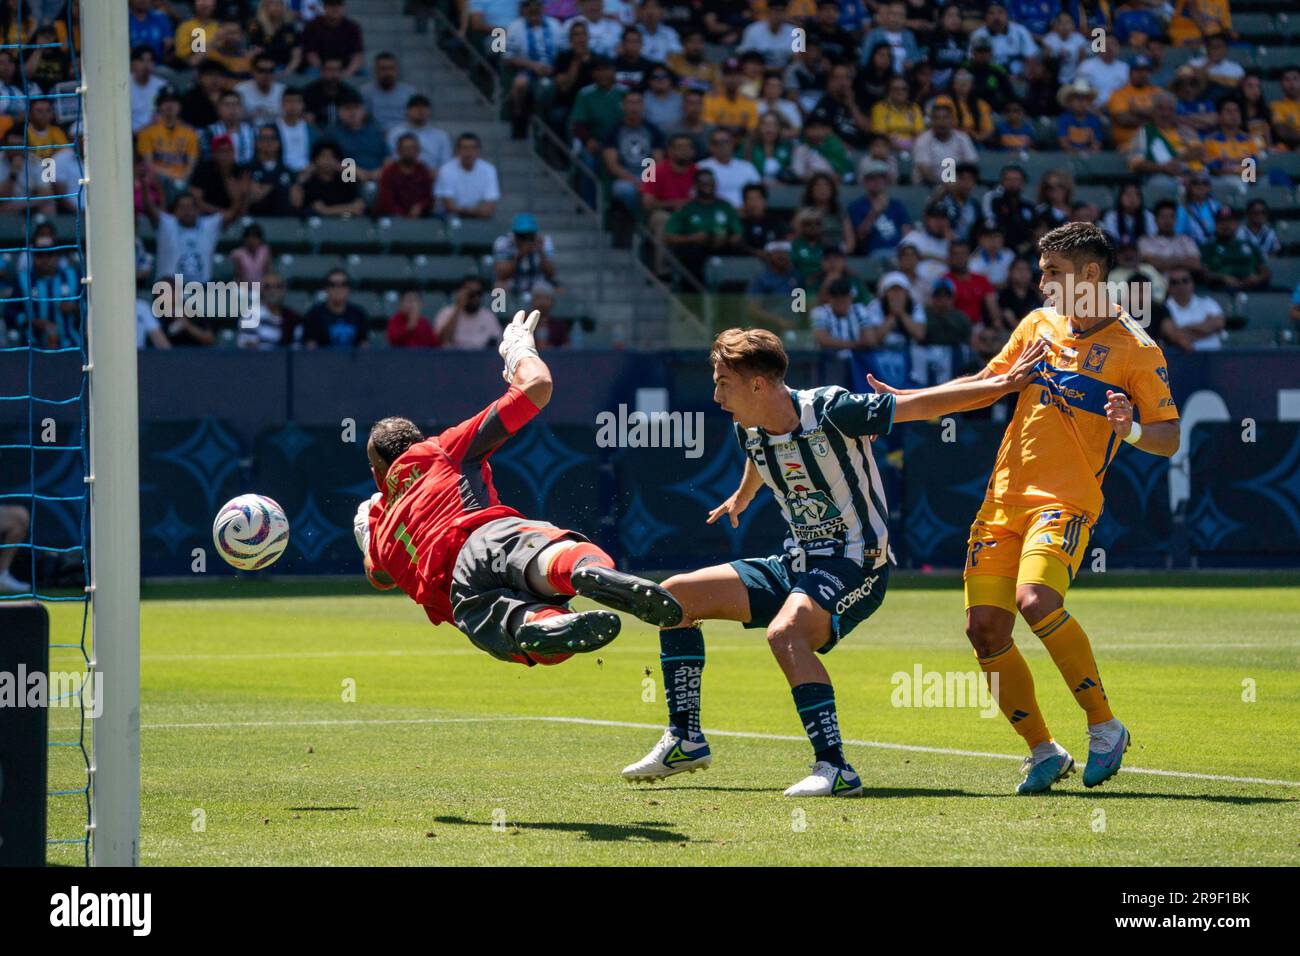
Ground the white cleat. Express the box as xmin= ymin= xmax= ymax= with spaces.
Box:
xmin=783 ymin=761 xmax=863 ymax=798
xmin=621 ymin=729 xmax=712 ymax=782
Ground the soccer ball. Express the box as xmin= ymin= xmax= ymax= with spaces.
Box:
xmin=213 ymin=494 xmax=290 ymax=571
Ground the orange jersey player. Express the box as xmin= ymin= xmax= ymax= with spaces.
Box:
xmin=869 ymin=222 xmax=1181 ymax=794
xmin=354 ymin=310 xmax=682 ymax=666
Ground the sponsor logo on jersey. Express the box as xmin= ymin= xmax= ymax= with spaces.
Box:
xmin=786 ymin=484 xmax=841 ymax=525
xmin=806 ymin=568 xmax=845 ymax=590
xmin=835 ymin=574 xmax=880 ymax=615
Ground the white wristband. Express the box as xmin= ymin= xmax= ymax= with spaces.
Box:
xmin=1123 ymin=421 xmax=1143 ymax=445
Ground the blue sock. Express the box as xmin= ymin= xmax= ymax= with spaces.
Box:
xmin=660 ymin=626 xmax=704 ymax=741
xmin=791 ymin=682 xmax=846 ymax=769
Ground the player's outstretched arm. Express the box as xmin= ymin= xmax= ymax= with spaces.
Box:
xmin=707 ymin=457 xmax=763 ymax=528
xmin=499 ymin=309 xmax=552 ymax=409
xmin=890 ymin=338 xmax=1048 ymax=424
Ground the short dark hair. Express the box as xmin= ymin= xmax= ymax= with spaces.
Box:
xmin=742 ymin=182 xmax=767 ymax=200
xmin=369 ymin=417 xmax=425 ymax=467
xmin=456 ymin=131 xmax=481 ymax=147
xmin=710 ymin=328 xmax=788 ymax=382
xmin=1038 ymin=221 xmax=1115 ymax=277
xmin=1153 ymin=198 xmax=1178 ymax=215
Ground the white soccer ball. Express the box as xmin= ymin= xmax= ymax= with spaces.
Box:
xmin=213 ymin=494 xmax=290 ymax=571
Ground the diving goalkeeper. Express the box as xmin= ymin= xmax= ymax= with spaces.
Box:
xmin=353 ymin=310 xmax=682 ymax=666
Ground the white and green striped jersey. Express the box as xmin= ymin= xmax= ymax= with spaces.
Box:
xmin=735 ymin=386 xmax=896 ymax=569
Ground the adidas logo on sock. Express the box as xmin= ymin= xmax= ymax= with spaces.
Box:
xmin=1074 ymin=677 xmax=1098 ymax=692
xmin=1009 ymin=709 xmax=1030 ymax=723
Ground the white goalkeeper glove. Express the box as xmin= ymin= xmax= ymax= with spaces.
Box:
xmin=354 ymin=492 xmax=381 ymax=554
xmin=498 ymin=309 xmax=541 ymax=384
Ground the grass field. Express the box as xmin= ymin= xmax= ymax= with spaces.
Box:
xmin=45 ymin=573 xmax=1300 ymax=866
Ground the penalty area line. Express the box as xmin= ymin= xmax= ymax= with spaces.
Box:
xmin=140 ymin=713 xmax=1300 ymax=789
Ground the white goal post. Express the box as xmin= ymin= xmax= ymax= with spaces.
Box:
xmin=84 ymin=0 xmax=141 ymax=867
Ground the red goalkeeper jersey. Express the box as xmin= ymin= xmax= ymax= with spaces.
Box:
xmin=366 ymin=385 xmax=540 ymax=624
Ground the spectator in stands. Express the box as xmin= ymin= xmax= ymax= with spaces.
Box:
xmin=791 ymin=115 xmax=853 ymax=182
xmin=664 ymin=167 xmax=743 ymax=279
xmin=810 ymin=246 xmax=870 ymax=305
xmin=138 ymin=90 xmax=200 ymax=187
xmin=738 ymin=0 xmax=799 ymax=68
xmin=181 ymin=61 xmax=228 ymax=130
xmin=756 ymin=72 xmax=801 ymax=135
xmin=1203 ymin=99 xmax=1258 ymax=194
xmin=569 ymin=56 xmax=625 ymax=161
xmin=435 ymin=274 xmax=502 ymax=349
xmin=612 ymin=26 xmax=656 ymax=91
xmin=703 ymin=58 xmax=758 ymax=139
xmin=1141 ymin=198 xmax=1203 ymax=273
xmin=237 ymin=54 xmax=286 ymax=126
xmin=1056 ymin=80 xmax=1104 ymax=153
xmin=325 ymin=94 xmax=389 ymax=181
xmin=1041 ymin=10 xmax=1086 ymax=86
xmin=25 ymin=21 xmax=69 ymax=93
xmin=302 ymin=0 xmax=364 ymax=77
xmin=505 ymin=0 xmax=564 ymax=139
xmin=1160 ymin=267 xmax=1225 ymax=351
xmin=1075 ymin=32 xmax=1129 ymax=111
xmin=1175 ymin=171 xmax=1220 ymax=244
xmin=784 ymin=38 xmax=829 ymax=115
xmin=745 ymin=240 xmax=802 ymax=331
xmin=566 ymin=0 xmax=621 ymax=58
xmin=249 ymin=0 xmax=303 ymax=74
xmin=436 ymin=131 xmax=501 ymax=219
xmin=924 ymin=3 xmax=967 ymax=88
xmin=1108 ymin=54 xmax=1160 ymax=151
xmin=1237 ymin=71 xmax=1273 ymax=153
xmin=871 ymin=74 xmax=924 ymax=152
xmin=637 ymin=0 xmax=682 ymax=63
xmin=1273 ymin=67 xmax=1300 ymax=152
xmin=1201 ymin=207 xmax=1270 ymax=291
xmin=1190 ymin=31 xmax=1244 ymax=95
xmin=917 ymin=277 xmax=971 ymax=383
xmin=664 ymin=87 xmax=711 ymax=159
xmin=969 ymin=1 xmax=1036 ymax=77
xmin=174 ymin=0 xmax=219 ymax=69
xmin=376 ymin=132 xmax=434 ymax=218
xmin=843 ymin=159 xmax=911 ymax=258
xmin=22 ymin=97 xmax=67 ymax=161
xmin=981 ymin=164 xmax=1035 ymax=255
xmin=386 ymin=290 xmax=439 ymax=348
xmin=738 ymin=181 xmax=787 ymax=255
xmin=697 ymin=127 xmax=761 ymax=209
xmin=747 ymin=111 xmax=795 ymax=182
xmin=303 ymin=56 xmax=360 ymax=127
xmin=900 ymin=203 xmax=953 ymax=286
xmin=362 ymin=52 xmax=417 ymax=133
xmin=190 ymin=133 xmax=251 ymax=215
xmin=1034 ymin=169 xmax=1074 ymax=229
xmin=464 ymin=0 xmax=525 ymax=42
xmin=932 ymin=159 xmax=980 ymax=242
xmin=1101 ymin=181 xmax=1156 ymax=248
xmin=812 ymin=276 xmax=871 ymax=351
xmin=129 ymin=0 xmax=175 ymax=62
xmin=238 ymin=272 xmax=295 ymax=349
xmin=303 ymin=267 xmax=368 ymax=348
xmin=912 ymin=97 xmax=976 ymax=185
xmin=970 ymin=225 xmax=1014 ymax=288
xmin=962 ymin=36 xmax=1015 ymax=116
xmin=203 ymin=91 xmax=257 ymax=165
xmin=530 ymin=280 xmax=569 ymax=348
xmin=133 ymin=151 xmax=165 ymax=219
xmin=385 ymin=93 xmax=451 ymax=173
xmin=1237 ymin=199 xmax=1280 ymax=260
xmin=943 ymin=238 xmax=997 ymax=325
xmin=667 ymin=28 xmax=717 ymax=94
xmin=812 ymin=62 xmax=871 ymax=150
xmin=1171 ymin=65 xmax=1218 ymax=134
xmin=862 ymin=270 xmax=926 ymax=382
xmin=130 ymin=46 xmax=168 ymax=134
xmin=1018 ymin=52 xmax=1059 ymax=120
xmin=643 ymin=65 xmax=683 ymax=129
xmin=552 ymin=20 xmax=597 ymax=127
xmin=135 ymin=297 xmax=172 ymax=351
xmin=208 ymin=19 xmax=254 ymax=78
xmin=602 ymin=88 xmax=664 ymax=236
xmin=990 ymin=98 xmax=1035 ymax=152
xmin=293 ymin=139 xmax=365 ymax=217
xmin=861 ymin=1 xmax=919 ymax=74
xmin=231 ymin=222 xmax=271 ymax=283
xmin=493 ymin=212 xmax=558 ymax=296
xmin=642 ymin=132 xmax=697 ymax=274
xmin=248 ymin=123 xmax=298 ymax=215
xmin=996 ymin=256 xmax=1043 ymax=330
xmin=17 ymin=236 xmax=81 ymax=348
xmin=1110 ymin=239 xmax=1167 ymax=305
xmin=0 ymin=51 xmax=23 ymax=121
xmin=1127 ymin=92 xmax=1202 ymax=191
xmin=791 ymin=207 xmax=829 ymax=280
xmin=275 ymin=88 xmax=319 ymax=174
xmin=947 ymin=67 xmax=994 ymax=144
xmin=800 ymin=170 xmax=842 ymax=227
xmin=141 ymin=187 xmax=243 ymax=286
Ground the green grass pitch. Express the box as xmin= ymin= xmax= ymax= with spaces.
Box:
xmin=44 ymin=572 xmax=1300 ymax=866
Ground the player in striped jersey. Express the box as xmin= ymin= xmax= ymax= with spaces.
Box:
xmin=870 ymin=222 xmax=1182 ymax=794
xmin=622 ymin=327 xmax=1048 ymax=796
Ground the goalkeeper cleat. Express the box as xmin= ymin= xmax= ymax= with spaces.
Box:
xmin=783 ymin=761 xmax=862 ymax=798
xmin=516 ymin=609 xmax=621 ymax=657
xmin=1083 ymin=722 xmax=1131 ymax=788
xmin=571 ymin=565 xmax=684 ymax=628
xmin=622 ymin=729 xmax=712 ymax=782
xmin=1016 ymin=748 xmax=1075 ymax=795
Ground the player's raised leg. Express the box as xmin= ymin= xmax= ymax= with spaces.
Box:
xmin=522 ymin=538 xmax=682 ymax=628
xmin=621 ymin=563 xmax=751 ymax=783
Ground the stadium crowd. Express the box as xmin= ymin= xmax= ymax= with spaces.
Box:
xmin=0 ymin=0 xmax=1297 ymax=360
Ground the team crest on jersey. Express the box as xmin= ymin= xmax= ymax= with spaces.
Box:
xmin=805 ymin=430 xmax=831 ymax=458
xmin=786 ymin=483 xmax=841 ymax=525
xmin=1082 ymin=344 xmax=1111 ymax=373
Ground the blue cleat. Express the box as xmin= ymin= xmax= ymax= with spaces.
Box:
xmin=1084 ymin=723 xmax=1131 ymax=788
xmin=1016 ymin=750 xmax=1075 ymax=795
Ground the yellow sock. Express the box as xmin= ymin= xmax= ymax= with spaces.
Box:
xmin=976 ymin=642 xmax=1051 ymax=749
xmin=1032 ymin=608 xmax=1113 ymax=724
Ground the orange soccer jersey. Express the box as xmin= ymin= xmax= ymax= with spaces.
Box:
xmin=984 ymin=305 xmax=1179 ymax=519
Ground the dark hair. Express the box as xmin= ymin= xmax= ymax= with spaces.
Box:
xmin=1153 ymin=198 xmax=1178 ymax=215
xmin=742 ymin=182 xmax=768 ymax=200
xmin=827 ymin=277 xmax=853 ymax=297
xmin=1038 ymin=221 xmax=1115 ymax=277
xmin=310 ymin=140 xmax=340 ymax=161
xmin=130 ymin=45 xmax=154 ymax=62
xmin=710 ymin=328 xmax=789 ymax=381
xmin=456 ymin=131 xmax=481 ymax=147
xmin=242 ymin=222 xmax=264 ymax=241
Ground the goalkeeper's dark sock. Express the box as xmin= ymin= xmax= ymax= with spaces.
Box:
xmin=791 ymin=682 xmax=846 ymax=769
xmin=660 ymin=626 xmax=704 ymax=741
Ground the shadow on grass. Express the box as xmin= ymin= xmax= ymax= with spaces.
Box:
xmin=432 ymin=814 xmax=689 ymax=843
xmin=286 ymin=806 xmax=360 ymax=812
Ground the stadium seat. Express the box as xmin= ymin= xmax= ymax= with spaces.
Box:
xmin=306 ymin=216 xmax=382 ymax=254
xmin=1234 ymin=13 xmax=1276 ymax=40
xmin=376 ymin=217 xmax=446 ymax=253
xmin=251 ymin=218 xmax=305 ymax=251
xmin=845 ymin=256 xmax=886 ymax=286
xmin=347 ymin=290 xmax=387 ymax=320
xmin=892 ymin=184 xmax=933 ymax=218
xmin=705 ymin=255 xmax=763 ymax=290
xmin=1068 ymin=152 xmax=1132 ymax=186
xmin=766 ymin=183 xmax=805 ymax=212
xmin=446 ymin=217 xmax=502 ymax=253
xmin=1261 ymin=154 xmax=1300 ymax=182
xmin=1240 ymin=292 xmax=1294 ymax=326
xmin=276 ymin=253 xmax=345 ymax=288
xmin=408 ymin=255 xmax=481 ymax=291
xmin=344 ymin=253 xmax=413 ymax=289
xmin=1074 ymin=185 xmax=1112 ymax=211
xmin=1275 ymin=220 xmax=1300 ymax=254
